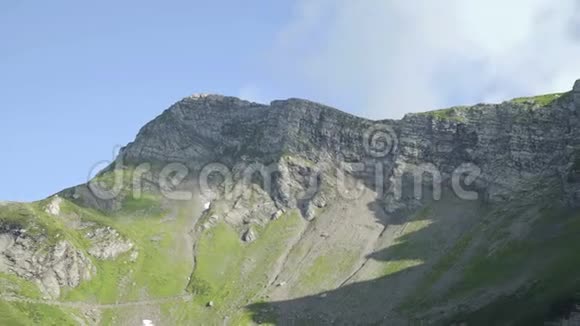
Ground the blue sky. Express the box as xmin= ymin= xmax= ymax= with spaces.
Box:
xmin=1 ymin=0 xmax=579 ymax=201
xmin=0 ymin=1 xmax=297 ymax=201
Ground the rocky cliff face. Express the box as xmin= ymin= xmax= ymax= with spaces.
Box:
xmin=98 ymin=81 xmax=580 ymax=214
xmin=121 ymin=95 xmax=376 ymax=166
xmin=0 ymin=232 xmax=95 ymax=299
xmin=399 ymin=87 xmax=580 ymax=206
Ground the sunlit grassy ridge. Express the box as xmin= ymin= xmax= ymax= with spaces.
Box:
xmin=510 ymin=92 xmax=564 ymax=106
xmin=418 ymin=106 xmax=468 ymax=122
xmin=412 ymin=91 xmax=567 ymax=124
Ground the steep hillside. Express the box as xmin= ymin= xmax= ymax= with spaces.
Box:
xmin=0 ymin=81 xmax=579 ymax=325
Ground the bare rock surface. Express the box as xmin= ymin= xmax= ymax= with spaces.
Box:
xmin=44 ymin=196 xmax=63 ymax=216
xmin=0 ymin=231 xmax=95 ymax=298
xmin=86 ymin=227 xmax=134 ymax=260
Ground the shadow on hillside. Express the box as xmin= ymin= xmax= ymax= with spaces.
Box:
xmin=246 ymin=182 xmax=487 ymax=325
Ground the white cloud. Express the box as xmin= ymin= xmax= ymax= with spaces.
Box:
xmin=270 ymin=0 xmax=580 ymax=119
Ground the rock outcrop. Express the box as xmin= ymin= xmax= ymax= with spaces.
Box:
xmin=0 ymin=229 xmax=95 ymax=298
xmin=44 ymin=196 xmax=63 ymax=216
xmin=86 ymin=227 xmax=134 ymax=260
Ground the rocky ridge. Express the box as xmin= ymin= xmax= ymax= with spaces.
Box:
xmin=69 ymin=80 xmax=580 ymax=216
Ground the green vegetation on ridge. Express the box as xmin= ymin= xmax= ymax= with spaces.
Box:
xmin=0 ymin=301 xmax=78 ymax=326
xmin=510 ymin=92 xmax=564 ymax=106
xmin=418 ymin=106 xmax=468 ymax=122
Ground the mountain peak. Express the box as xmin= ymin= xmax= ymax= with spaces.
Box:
xmin=173 ymin=93 xmax=262 ymax=109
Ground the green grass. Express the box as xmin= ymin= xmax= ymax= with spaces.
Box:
xmin=382 ymin=259 xmax=423 ymax=277
xmin=119 ymin=195 xmax=163 ymax=215
xmin=89 ymin=166 xmax=164 ymax=214
xmin=511 ymin=92 xmax=564 ymax=106
xmin=414 ymin=232 xmax=472 ymax=295
xmin=440 ymin=206 xmax=580 ymax=324
xmin=387 ymin=199 xmax=580 ymax=325
xmin=187 ymin=222 xmax=243 ymax=302
xmin=185 ymin=210 xmax=304 ymax=323
xmin=414 ymin=91 xmax=564 ymax=123
xmin=375 ymin=218 xmax=431 ymax=279
xmin=399 ymin=234 xmax=473 ymax=313
xmin=0 ymin=203 xmax=59 ymax=244
xmin=452 ymin=242 xmax=529 ymax=296
xmin=0 ymin=273 xmax=44 ymax=299
xmin=62 ymin=199 xmax=194 ymax=303
xmin=63 ymin=256 xmax=132 ymax=303
xmin=297 ymin=250 xmax=359 ymax=293
xmin=99 ymin=308 xmax=116 ymax=325
xmin=419 ymin=106 xmax=468 ymax=122
xmin=0 ymin=301 xmax=78 ymax=326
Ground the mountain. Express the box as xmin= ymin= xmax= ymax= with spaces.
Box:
xmin=0 ymin=82 xmax=579 ymax=325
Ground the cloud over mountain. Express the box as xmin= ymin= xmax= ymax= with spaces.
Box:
xmin=271 ymin=0 xmax=580 ymax=118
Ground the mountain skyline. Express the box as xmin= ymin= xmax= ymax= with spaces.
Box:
xmin=3 ymin=1 xmax=580 ymax=201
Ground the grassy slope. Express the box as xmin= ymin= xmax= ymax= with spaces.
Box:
xmin=419 ymin=106 xmax=469 ymax=122
xmin=180 ymin=210 xmax=304 ymax=325
xmin=6 ymin=194 xmax=577 ymax=325
xmin=414 ymin=92 xmax=565 ymax=123
xmin=446 ymin=206 xmax=580 ymax=325
xmin=0 ymin=301 xmax=79 ymax=326
xmin=0 ymin=195 xmax=197 ymax=324
xmin=0 ymin=273 xmax=79 ymax=325
xmin=1 ymin=168 xmax=580 ymax=325
xmin=387 ymin=197 xmax=580 ymax=325
xmin=511 ymin=93 xmax=564 ymax=106
xmin=57 ymin=195 xmax=193 ymax=302
xmin=74 ymin=204 xmax=304 ymax=325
